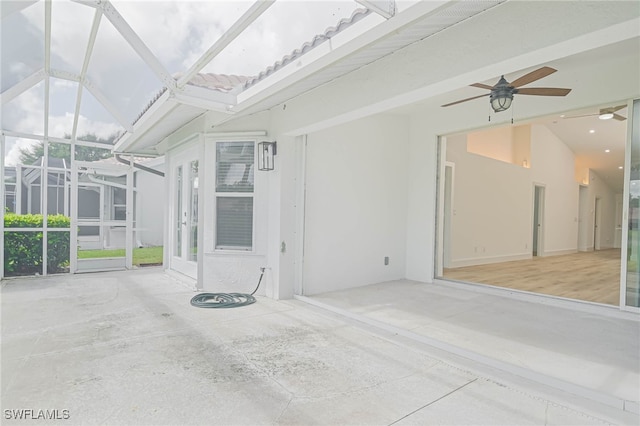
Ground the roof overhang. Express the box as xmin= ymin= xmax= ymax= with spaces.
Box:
xmin=114 ymin=0 xmax=639 ymax=155
xmin=115 ymin=0 xmax=503 ymax=153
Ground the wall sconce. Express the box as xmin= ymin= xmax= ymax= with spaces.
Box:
xmin=258 ymin=141 xmax=277 ymax=171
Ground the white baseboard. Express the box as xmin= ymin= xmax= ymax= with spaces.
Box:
xmin=450 ymin=252 xmax=531 ymax=268
xmin=542 ymin=248 xmax=578 ymax=256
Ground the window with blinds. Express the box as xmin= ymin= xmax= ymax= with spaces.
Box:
xmin=215 ymin=141 xmax=255 ymax=250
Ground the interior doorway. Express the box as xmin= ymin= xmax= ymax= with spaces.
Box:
xmin=533 ymin=185 xmax=545 ymax=257
xmin=594 ymin=197 xmax=601 ymax=251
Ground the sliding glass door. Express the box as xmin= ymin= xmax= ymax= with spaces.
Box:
xmin=625 ymin=99 xmax=639 ymax=308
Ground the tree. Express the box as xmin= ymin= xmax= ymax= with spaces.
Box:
xmin=18 ymin=133 xmax=117 ymax=165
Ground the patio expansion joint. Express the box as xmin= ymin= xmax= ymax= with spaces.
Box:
xmin=387 ymin=377 xmax=479 ymax=425
xmin=273 ymin=370 xmax=429 ymax=423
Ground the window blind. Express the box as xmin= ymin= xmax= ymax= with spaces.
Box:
xmin=215 ymin=142 xmax=254 ymax=250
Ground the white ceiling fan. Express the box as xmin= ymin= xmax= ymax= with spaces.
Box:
xmin=563 ymin=105 xmax=627 ymax=121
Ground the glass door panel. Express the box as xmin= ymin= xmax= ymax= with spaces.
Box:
xmin=188 ymin=160 xmax=198 ymax=262
xmin=170 ymin=147 xmax=198 ymax=280
xmin=626 ymin=99 xmax=640 ymax=308
xmin=174 ymin=165 xmax=182 ymax=258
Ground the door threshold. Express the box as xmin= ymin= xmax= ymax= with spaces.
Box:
xmin=434 ymin=278 xmax=639 ymax=321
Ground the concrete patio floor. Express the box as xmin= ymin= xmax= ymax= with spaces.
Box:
xmin=304 ymin=280 xmax=640 ymax=415
xmin=1 ymin=269 xmax=638 ymax=425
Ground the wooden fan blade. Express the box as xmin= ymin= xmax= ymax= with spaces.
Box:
xmin=563 ymin=113 xmax=597 ymax=119
xmin=470 ymin=83 xmax=494 ymax=90
xmin=510 ymin=66 xmax=557 ymax=88
xmin=602 ymin=105 xmax=626 ymax=114
xmin=613 ymin=113 xmax=626 ymax=121
xmin=441 ymin=93 xmax=489 ymax=107
xmin=516 ymin=87 xmax=571 ymax=96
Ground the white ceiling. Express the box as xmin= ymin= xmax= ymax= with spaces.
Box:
xmin=538 ymin=104 xmax=628 ymax=192
xmin=387 ymin=34 xmax=637 ymax=194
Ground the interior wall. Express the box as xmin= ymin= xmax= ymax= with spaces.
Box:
xmin=444 ymin=123 xmax=591 ymax=268
xmin=302 ymin=115 xmax=409 ymax=295
xmin=445 ymin=134 xmax=532 ymax=267
xmin=530 ymin=124 xmax=580 ymax=255
xmin=467 ymin=126 xmax=515 ymax=164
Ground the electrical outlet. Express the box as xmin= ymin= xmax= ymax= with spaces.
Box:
xmin=384 ymin=256 xmax=389 ymax=266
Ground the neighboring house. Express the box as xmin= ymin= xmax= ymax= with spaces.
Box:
xmin=112 ymin=1 xmax=639 ymax=310
xmin=11 ymin=157 xmax=69 ymax=216
xmin=74 ymin=156 xmax=165 ymax=250
xmin=8 ymin=156 xmax=164 ymax=250
xmin=3 ymin=166 xmax=16 ymax=213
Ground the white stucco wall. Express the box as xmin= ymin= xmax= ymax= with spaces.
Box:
xmin=157 ymin=1 xmax=638 ymax=298
xmin=302 ymin=115 xmax=409 ymax=295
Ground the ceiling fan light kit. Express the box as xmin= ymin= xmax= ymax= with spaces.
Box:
xmin=490 ymin=77 xmax=513 ymax=112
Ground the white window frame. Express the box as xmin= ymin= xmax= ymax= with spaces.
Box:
xmin=213 ymin=139 xmax=257 ymax=253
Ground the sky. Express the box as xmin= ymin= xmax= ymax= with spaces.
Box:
xmin=1 ymin=0 xmax=375 ymax=166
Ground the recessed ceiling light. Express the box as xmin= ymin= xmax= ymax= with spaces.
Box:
xmin=589 ymin=129 xmax=595 ymax=134
xmin=599 ymin=113 xmax=614 ymax=120
xmin=605 ymin=149 xmax=611 ymax=153
xmin=619 ymin=166 xmax=623 ymax=169
xmin=560 ymin=114 xmax=566 ymax=118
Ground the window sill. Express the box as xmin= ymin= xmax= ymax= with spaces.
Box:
xmin=205 ymin=250 xmax=264 ymax=257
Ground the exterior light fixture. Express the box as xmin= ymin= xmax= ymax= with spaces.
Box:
xmin=489 ymin=76 xmax=513 ymax=112
xmin=599 ymin=113 xmax=614 ymax=120
xmin=258 ymin=141 xmax=277 ymax=171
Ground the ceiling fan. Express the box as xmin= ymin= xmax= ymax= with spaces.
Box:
xmin=442 ymin=66 xmax=572 ymax=113
xmin=563 ymin=105 xmax=626 ymax=121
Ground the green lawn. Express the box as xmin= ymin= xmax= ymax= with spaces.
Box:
xmin=78 ymin=246 xmax=163 ymax=265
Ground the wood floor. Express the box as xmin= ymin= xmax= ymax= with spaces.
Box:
xmin=443 ymin=249 xmax=622 ymax=305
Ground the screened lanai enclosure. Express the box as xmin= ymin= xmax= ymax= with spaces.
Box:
xmin=1 ymin=0 xmax=397 ymax=277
